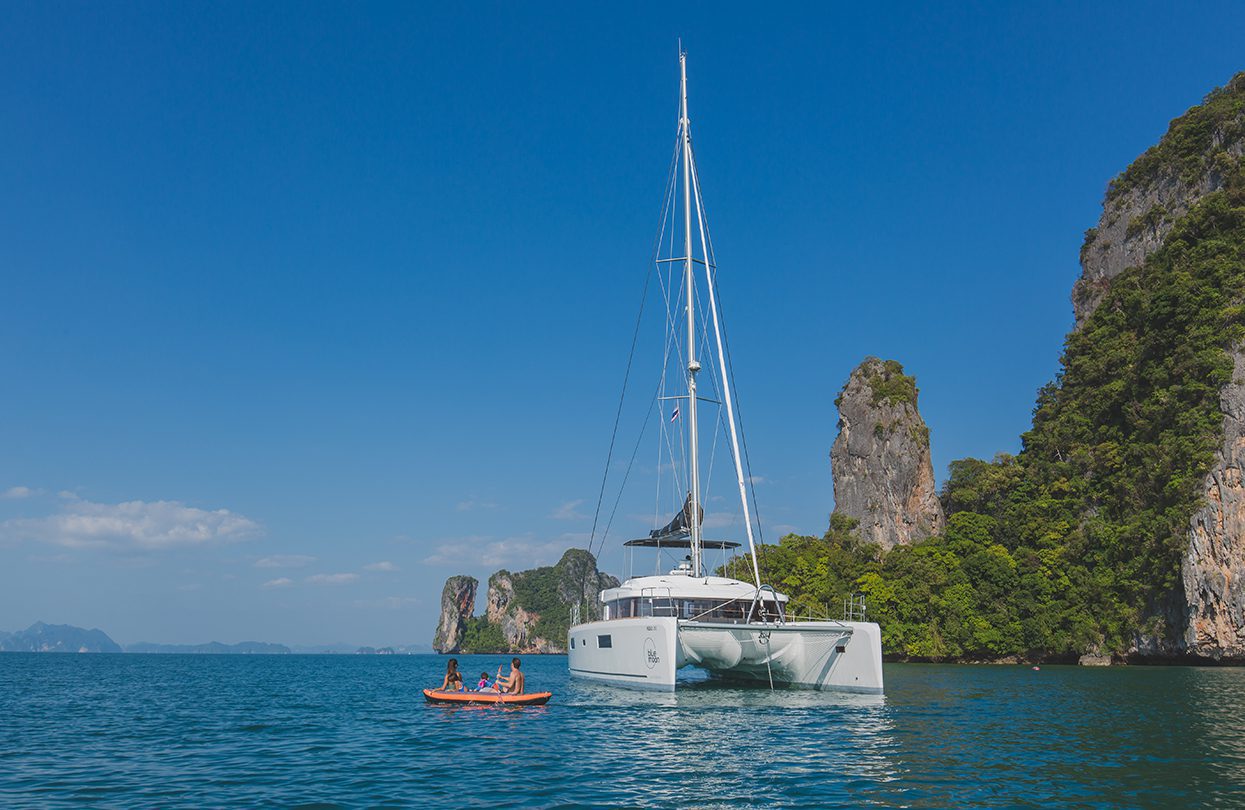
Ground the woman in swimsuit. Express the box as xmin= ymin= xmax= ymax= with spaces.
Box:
xmin=439 ymin=658 xmax=464 ymax=691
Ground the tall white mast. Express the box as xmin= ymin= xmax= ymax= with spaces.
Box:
xmin=680 ymin=51 xmax=703 ymax=578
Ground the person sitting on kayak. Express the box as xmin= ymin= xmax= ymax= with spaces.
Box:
xmin=495 ymin=657 xmax=524 ymax=695
xmin=439 ymin=658 xmax=464 ymax=691
xmin=476 ymin=672 xmax=496 ymax=692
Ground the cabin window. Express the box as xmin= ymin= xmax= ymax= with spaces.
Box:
xmin=598 ymin=634 xmax=612 ymax=648
xmin=571 ymin=638 xmax=575 ymax=649
xmin=652 ymin=598 xmax=674 ymax=617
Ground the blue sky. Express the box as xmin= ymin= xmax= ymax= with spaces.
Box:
xmin=3 ymin=3 xmax=1244 ymax=646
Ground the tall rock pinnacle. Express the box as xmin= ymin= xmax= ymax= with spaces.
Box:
xmin=432 ymin=575 xmax=477 ymax=654
xmin=830 ymin=358 xmax=944 ymax=549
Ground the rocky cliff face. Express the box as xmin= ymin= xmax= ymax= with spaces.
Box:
xmin=485 ymin=571 xmax=545 ymax=652
xmin=1069 ymin=74 xmax=1245 ymax=661
xmin=1137 ymin=346 xmax=1245 ymax=661
xmin=485 ymin=549 xmax=619 ymax=654
xmin=1073 ymin=162 xmax=1239 ymax=328
xmin=1178 ymin=347 xmax=1245 ymax=659
xmin=1073 ymin=75 xmax=1245 ymax=328
xmin=432 ymin=575 xmax=477 ymax=654
xmin=831 ymin=358 xmax=944 ymax=549
xmin=434 ymin=549 xmax=618 ymax=655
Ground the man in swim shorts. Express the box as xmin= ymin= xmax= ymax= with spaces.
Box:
xmin=495 ymin=657 xmax=524 ymax=695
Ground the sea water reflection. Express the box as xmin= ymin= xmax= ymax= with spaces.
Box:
xmin=2 ymin=653 xmax=1244 ymax=807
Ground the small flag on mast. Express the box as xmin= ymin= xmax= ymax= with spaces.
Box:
xmin=670 ymin=406 xmax=680 ymax=423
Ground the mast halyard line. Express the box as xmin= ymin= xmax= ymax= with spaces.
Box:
xmin=680 ymin=50 xmax=703 ymax=580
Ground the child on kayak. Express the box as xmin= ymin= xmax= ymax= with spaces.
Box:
xmin=476 ymin=672 xmax=496 ymax=692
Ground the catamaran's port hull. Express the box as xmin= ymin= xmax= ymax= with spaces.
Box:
xmin=568 ymin=617 xmax=681 ymax=691
xmin=569 ymin=617 xmax=884 ymax=693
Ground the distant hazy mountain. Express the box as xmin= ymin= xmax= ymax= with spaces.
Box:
xmin=289 ymin=642 xmax=360 ymax=654
xmin=125 ymin=641 xmax=291 ymax=654
xmin=392 ymin=643 xmax=432 ymax=654
xmin=0 ymin=623 xmax=428 ymax=655
xmin=290 ymin=642 xmax=432 ymax=654
xmin=0 ymin=622 xmax=122 ymax=653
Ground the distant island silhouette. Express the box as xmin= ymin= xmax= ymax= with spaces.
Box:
xmin=0 ymin=622 xmax=431 ymax=654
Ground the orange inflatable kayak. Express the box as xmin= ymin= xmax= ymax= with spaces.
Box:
xmin=423 ymin=688 xmax=552 ymax=706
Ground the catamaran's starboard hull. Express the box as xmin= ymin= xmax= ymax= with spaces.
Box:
xmin=568 ymin=617 xmax=883 ymax=693
xmin=679 ymin=620 xmax=884 ymax=693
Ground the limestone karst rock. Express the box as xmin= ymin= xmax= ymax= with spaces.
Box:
xmin=435 ymin=549 xmax=618 ymax=655
xmin=1067 ymin=73 xmax=1245 ymax=660
xmin=485 ymin=549 xmax=620 ymax=654
xmin=1176 ymin=348 xmax=1245 ymax=660
xmin=1135 ymin=345 xmax=1245 ymax=662
xmin=432 ymin=574 xmax=477 ymax=654
xmin=830 ymin=358 xmax=944 ymax=549
xmin=1072 ymin=74 xmax=1245 ymax=329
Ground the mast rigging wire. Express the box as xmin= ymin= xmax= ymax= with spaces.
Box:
xmin=586 ymin=128 xmax=682 ymax=564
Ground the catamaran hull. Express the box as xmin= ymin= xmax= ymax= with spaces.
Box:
xmin=568 ymin=617 xmax=682 ymax=691
xmin=568 ymin=618 xmax=883 ymax=693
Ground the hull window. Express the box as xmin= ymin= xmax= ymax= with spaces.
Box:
xmin=598 ymin=635 xmax=612 ymax=648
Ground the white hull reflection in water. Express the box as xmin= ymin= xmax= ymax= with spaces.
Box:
xmin=573 ymin=49 xmax=884 ymax=695
xmin=563 ymin=675 xmax=901 ymax=804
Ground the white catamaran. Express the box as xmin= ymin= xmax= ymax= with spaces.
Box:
xmin=567 ymin=52 xmax=884 ymax=693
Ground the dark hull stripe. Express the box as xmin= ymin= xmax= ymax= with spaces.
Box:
xmin=569 ymin=666 xmax=649 ymax=679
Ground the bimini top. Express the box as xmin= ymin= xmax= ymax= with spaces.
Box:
xmin=623 ymin=537 xmax=740 ymax=549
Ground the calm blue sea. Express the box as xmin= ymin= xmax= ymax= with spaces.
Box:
xmin=1 ymin=653 xmax=1243 ymax=808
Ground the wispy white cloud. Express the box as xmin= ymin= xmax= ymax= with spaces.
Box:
xmin=456 ymin=499 xmax=499 ymax=513
xmin=550 ymin=499 xmax=586 ymax=521
xmin=262 ymin=577 xmax=294 ymax=589
xmin=254 ymin=554 xmax=317 ymax=569
xmin=363 ymin=561 xmax=398 ymax=572
xmin=746 ymin=475 xmax=768 ymax=486
xmin=423 ymin=535 xmax=572 ymax=569
xmin=1 ymin=498 xmax=261 ymax=550
xmin=305 ymin=572 xmax=358 ymax=585
xmin=2 ymin=486 xmax=36 ymax=500
xmin=702 ymin=512 xmax=739 ymax=530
